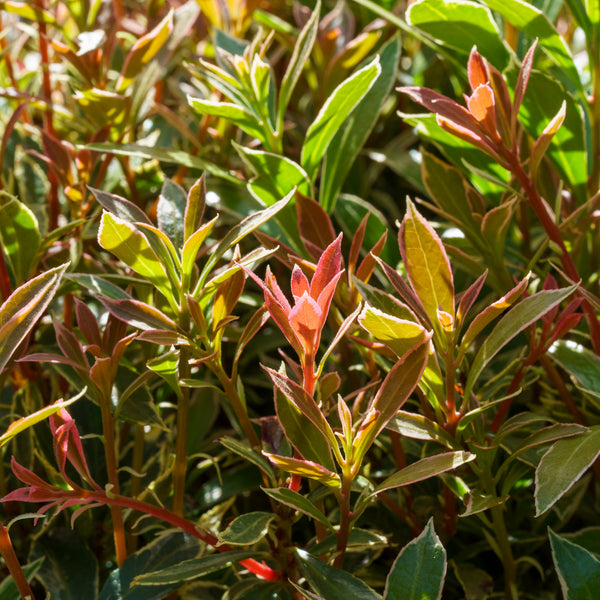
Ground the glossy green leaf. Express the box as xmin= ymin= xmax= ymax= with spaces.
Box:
xmin=181 ymin=215 xmax=218 ymax=288
xmin=400 ymin=199 xmax=454 ymax=330
xmin=0 ymin=394 xmax=82 ymax=448
xmin=278 ymin=0 xmax=320 ymax=125
xmin=0 ymin=262 xmax=68 ymax=373
xmin=463 ymin=284 xmax=577 ymax=400
xmin=320 ymin=35 xmax=400 ymax=212
xmin=98 ymin=532 xmax=200 ymax=600
xmin=387 ymin=411 xmax=461 ymax=449
xmin=262 ymin=487 xmax=332 ymax=529
xmin=147 ymin=350 xmax=181 ymax=399
xmin=0 ymin=195 xmax=40 ymax=284
xmin=98 ymin=211 xmax=172 ymax=299
xmin=195 ymin=191 xmax=292 ymax=293
xmin=83 ymin=143 xmax=240 ymax=183
xmin=481 ymin=0 xmax=584 ymax=97
xmin=116 ymin=11 xmax=173 ymax=92
xmin=157 ymin=179 xmax=187 ymax=250
xmin=90 ymin=187 xmax=152 ymax=225
xmin=74 ymin=89 xmax=130 ymax=128
xmin=295 ymin=549 xmax=380 ymax=600
xmin=549 ymin=529 xmax=600 ymax=599
xmin=220 ymin=437 xmax=274 ymax=480
xmin=535 ymin=426 xmax=600 ymax=515
xmin=217 ymin=512 xmax=275 ymax=546
xmin=301 ymin=57 xmax=381 ymax=181
xmin=407 ymin=0 xmax=509 ymax=67
xmin=372 ymin=451 xmax=475 ymax=496
xmin=66 ymin=274 xmax=131 ymax=300
xmin=308 ymin=528 xmax=388 ymax=557
xmin=30 ymin=528 xmax=98 ymax=600
xmin=132 ymin=551 xmax=260 ymax=585
xmin=358 ymin=304 xmax=428 ymax=359
xmin=384 ymin=518 xmax=446 ymax=600
xmin=549 ymin=340 xmax=600 ymax=400
xmin=187 ymin=97 xmax=265 ymax=142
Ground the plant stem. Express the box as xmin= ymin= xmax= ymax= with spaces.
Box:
xmin=0 ymin=524 xmax=33 ymax=599
xmin=172 ymin=347 xmax=191 ymax=516
xmin=490 ymin=504 xmax=519 ymax=600
xmin=99 ymin=396 xmax=127 ymax=566
xmin=333 ymin=474 xmax=353 ymax=568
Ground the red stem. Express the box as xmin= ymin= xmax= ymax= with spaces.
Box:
xmin=0 ymin=524 xmax=33 ymax=599
xmin=85 ymin=491 xmax=280 ymax=581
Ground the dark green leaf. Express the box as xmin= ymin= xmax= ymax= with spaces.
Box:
xmin=217 ymin=512 xmax=275 ymax=546
xmin=384 ymin=518 xmax=446 ymax=600
xmin=0 ymin=557 xmax=44 ymax=600
xmin=262 ymin=487 xmax=332 ymax=529
xmin=549 ymin=340 xmax=600 ymax=400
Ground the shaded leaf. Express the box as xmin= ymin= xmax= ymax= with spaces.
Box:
xmin=217 ymin=512 xmax=275 ymax=546
xmin=262 ymin=487 xmax=332 ymax=530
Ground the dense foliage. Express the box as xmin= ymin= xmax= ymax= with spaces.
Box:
xmin=1 ymin=0 xmax=600 ymax=598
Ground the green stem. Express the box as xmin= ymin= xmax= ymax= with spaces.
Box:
xmin=172 ymin=347 xmax=191 ymax=516
xmin=0 ymin=524 xmax=32 ymax=599
xmin=333 ymin=474 xmax=353 ymax=568
xmin=589 ymin=40 xmax=600 ymax=196
xmin=490 ymin=504 xmax=519 ymax=600
xmin=99 ymin=396 xmax=127 ymax=566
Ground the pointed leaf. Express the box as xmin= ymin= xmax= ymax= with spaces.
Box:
xmin=217 ymin=512 xmax=275 ymax=546
xmin=464 ymin=284 xmax=577 ymax=400
xmin=384 ymin=518 xmax=446 ymax=600
xmin=157 ymin=179 xmax=187 ymax=250
xmin=98 ymin=297 xmax=178 ymax=332
xmin=549 ymin=529 xmax=600 ymax=600
xmin=90 ymin=188 xmax=152 ymax=224
xmin=0 ymin=263 xmax=68 ymax=373
xmin=387 ymin=411 xmax=461 ymax=450
xmin=301 ymin=58 xmax=381 ymax=181
xmin=295 ymin=549 xmax=381 ymax=600
xmin=549 ymin=340 xmax=600 ymax=400
xmin=264 ymin=453 xmax=340 ymax=488
xmin=535 ymin=426 xmax=600 ymax=515
xmin=400 ymin=199 xmax=454 ymax=330
xmin=262 ymin=487 xmax=332 ymax=530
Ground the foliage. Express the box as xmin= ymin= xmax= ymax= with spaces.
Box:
xmin=0 ymin=0 xmax=600 ymax=599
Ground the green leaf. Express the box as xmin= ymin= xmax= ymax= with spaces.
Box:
xmin=147 ymin=350 xmax=181 ymax=399
xmin=399 ymin=199 xmax=454 ymax=331
xmin=295 ymin=549 xmax=381 ymax=600
xmin=98 ymin=297 xmax=179 ymax=332
xmin=90 ymin=187 xmax=152 ymax=224
xmin=262 ymin=487 xmax=332 ymax=530
xmin=195 ymin=191 xmax=292 ymax=293
xmin=407 ymin=0 xmax=509 ymax=67
xmin=0 ymin=1 xmax=56 ymax=24
xmin=220 ymin=437 xmax=275 ymax=480
xmin=278 ymin=0 xmax=321 ymax=125
xmin=372 ymin=451 xmax=475 ymax=496
xmin=301 ymin=58 xmax=381 ymax=181
xmin=384 ymin=518 xmax=446 ymax=600
xmin=0 ymin=262 xmax=68 ymax=373
xmin=157 ymin=179 xmax=187 ymax=250
xmin=30 ymin=528 xmax=98 ymax=600
xmin=98 ymin=211 xmax=172 ymax=300
xmin=83 ymin=143 xmax=240 ymax=184
xmin=181 ymin=215 xmax=218 ymax=290
xmin=549 ymin=340 xmax=600 ymax=400
xmin=98 ymin=532 xmax=200 ymax=600
xmin=217 ymin=512 xmax=275 ymax=546
xmin=358 ymin=304 xmax=428 ymax=359
xmin=320 ymin=35 xmax=400 ymax=212
xmin=0 ymin=195 xmax=41 ymax=284
xmin=463 ymin=283 xmax=577 ymax=400
xmin=187 ymin=97 xmax=266 ymax=143
xmin=549 ymin=529 xmax=600 ymax=599
xmin=0 ymin=394 xmax=82 ymax=448
xmin=66 ymin=273 xmax=131 ymax=300
xmin=387 ymin=411 xmax=461 ymax=449
xmin=480 ymin=0 xmax=584 ymax=97
xmin=132 ymin=551 xmax=261 ymax=585
xmin=535 ymin=426 xmax=600 ymax=515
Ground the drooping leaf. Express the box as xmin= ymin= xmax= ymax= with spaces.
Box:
xmin=0 ymin=263 xmax=68 ymax=373
xmin=300 ymin=58 xmax=381 ymax=181
xmin=387 ymin=411 xmax=461 ymax=450
xmin=217 ymin=512 xmax=275 ymax=546
xmin=262 ymin=487 xmax=332 ymax=530
xmin=384 ymin=518 xmax=446 ymax=600
xmin=157 ymin=179 xmax=187 ymax=250
xmin=295 ymin=549 xmax=381 ymax=600
xmin=549 ymin=340 xmax=600 ymax=400
xmin=98 ymin=297 xmax=179 ymax=332
xmin=535 ymin=426 xmax=600 ymax=515
xmin=90 ymin=188 xmax=152 ymax=225
xmin=549 ymin=529 xmax=600 ymax=599
xmin=0 ymin=556 xmax=44 ymax=600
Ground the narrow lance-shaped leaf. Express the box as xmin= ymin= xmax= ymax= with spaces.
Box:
xmin=301 ymin=57 xmax=381 ymax=181
xmin=463 ymin=283 xmax=578 ymax=400
xmin=0 ymin=263 xmax=68 ymax=373
xmin=262 ymin=487 xmax=333 ymax=530
xmin=384 ymin=517 xmax=447 ymax=600
xmin=399 ymin=199 xmax=454 ymax=333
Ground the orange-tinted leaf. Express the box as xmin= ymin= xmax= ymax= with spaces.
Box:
xmin=264 ymin=452 xmax=340 ymax=488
